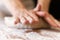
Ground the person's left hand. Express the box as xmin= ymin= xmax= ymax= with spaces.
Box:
xmin=32 ymin=4 xmax=60 ymax=28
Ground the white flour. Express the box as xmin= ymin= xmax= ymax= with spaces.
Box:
xmin=0 ymin=18 xmax=60 ymax=40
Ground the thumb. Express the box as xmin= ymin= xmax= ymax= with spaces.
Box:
xmin=34 ymin=4 xmax=41 ymax=11
xmin=36 ymin=11 xmax=46 ymax=17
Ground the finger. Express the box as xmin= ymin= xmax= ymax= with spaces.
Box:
xmin=25 ymin=10 xmax=39 ymax=23
xmin=44 ymin=17 xmax=58 ymax=27
xmin=14 ymin=17 xmax=20 ymax=24
xmin=36 ymin=11 xmax=46 ymax=17
xmin=48 ymin=14 xmax=60 ymax=27
xmin=13 ymin=15 xmax=20 ymax=24
xmin=19 ymin=16 xmax=28 ymax=24
xmin=43 ymin=12 xmax=60 ymax=27
xmin=36 ymin=11 xmax=60 ymax=27
xmin=53 ymin=20 xmax=60 ymax=27
xmin=28 ymin=11 xmax=39 ymax=23
xmin=24 ymin=13 xmax=34 ymax=24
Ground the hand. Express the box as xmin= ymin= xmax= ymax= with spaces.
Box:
xmin=33 ymin=4 xmax=60 ymax=28
xmin=14 ymin=9 xmax=39 ymax=24
xmin=3 ymin=0 xmax=39 ymax=24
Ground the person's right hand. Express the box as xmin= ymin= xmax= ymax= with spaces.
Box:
xmin=13 ymin=8 xmax=39 ymax=25
xmin=3 ymin=0 xmax=39 ymax=24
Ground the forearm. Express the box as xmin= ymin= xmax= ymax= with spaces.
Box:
xmin=2 ymin=0 xmax=26 ymax=15
xmin=37 ymin=0 xmax=51 ymax=11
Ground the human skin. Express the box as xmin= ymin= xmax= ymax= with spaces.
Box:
xmin=2 ymin=0 xmax=50 ymax=25
xmin=2 ymin=0 xmax=39 ymax=24
xmin=34 ymin=0 xmax=60 ymax=27
xmin=2 ymin=0 xmax=60 ymax=28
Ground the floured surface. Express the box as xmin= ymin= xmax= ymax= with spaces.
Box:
xmin=0 ymin=18 xmax=60 ymax=40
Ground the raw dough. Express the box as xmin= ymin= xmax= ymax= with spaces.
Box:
xmin=4 ymin=17 xmax=49 ymax=29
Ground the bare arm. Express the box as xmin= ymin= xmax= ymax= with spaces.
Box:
xmin=33 ymin=0 xmax=60 ymax=27
xmin=2 ymin=0 xmax=26 ymax=15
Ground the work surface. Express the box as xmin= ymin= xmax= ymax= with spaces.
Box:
xmin=0 ymin=18 xmax=60 ymax=40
